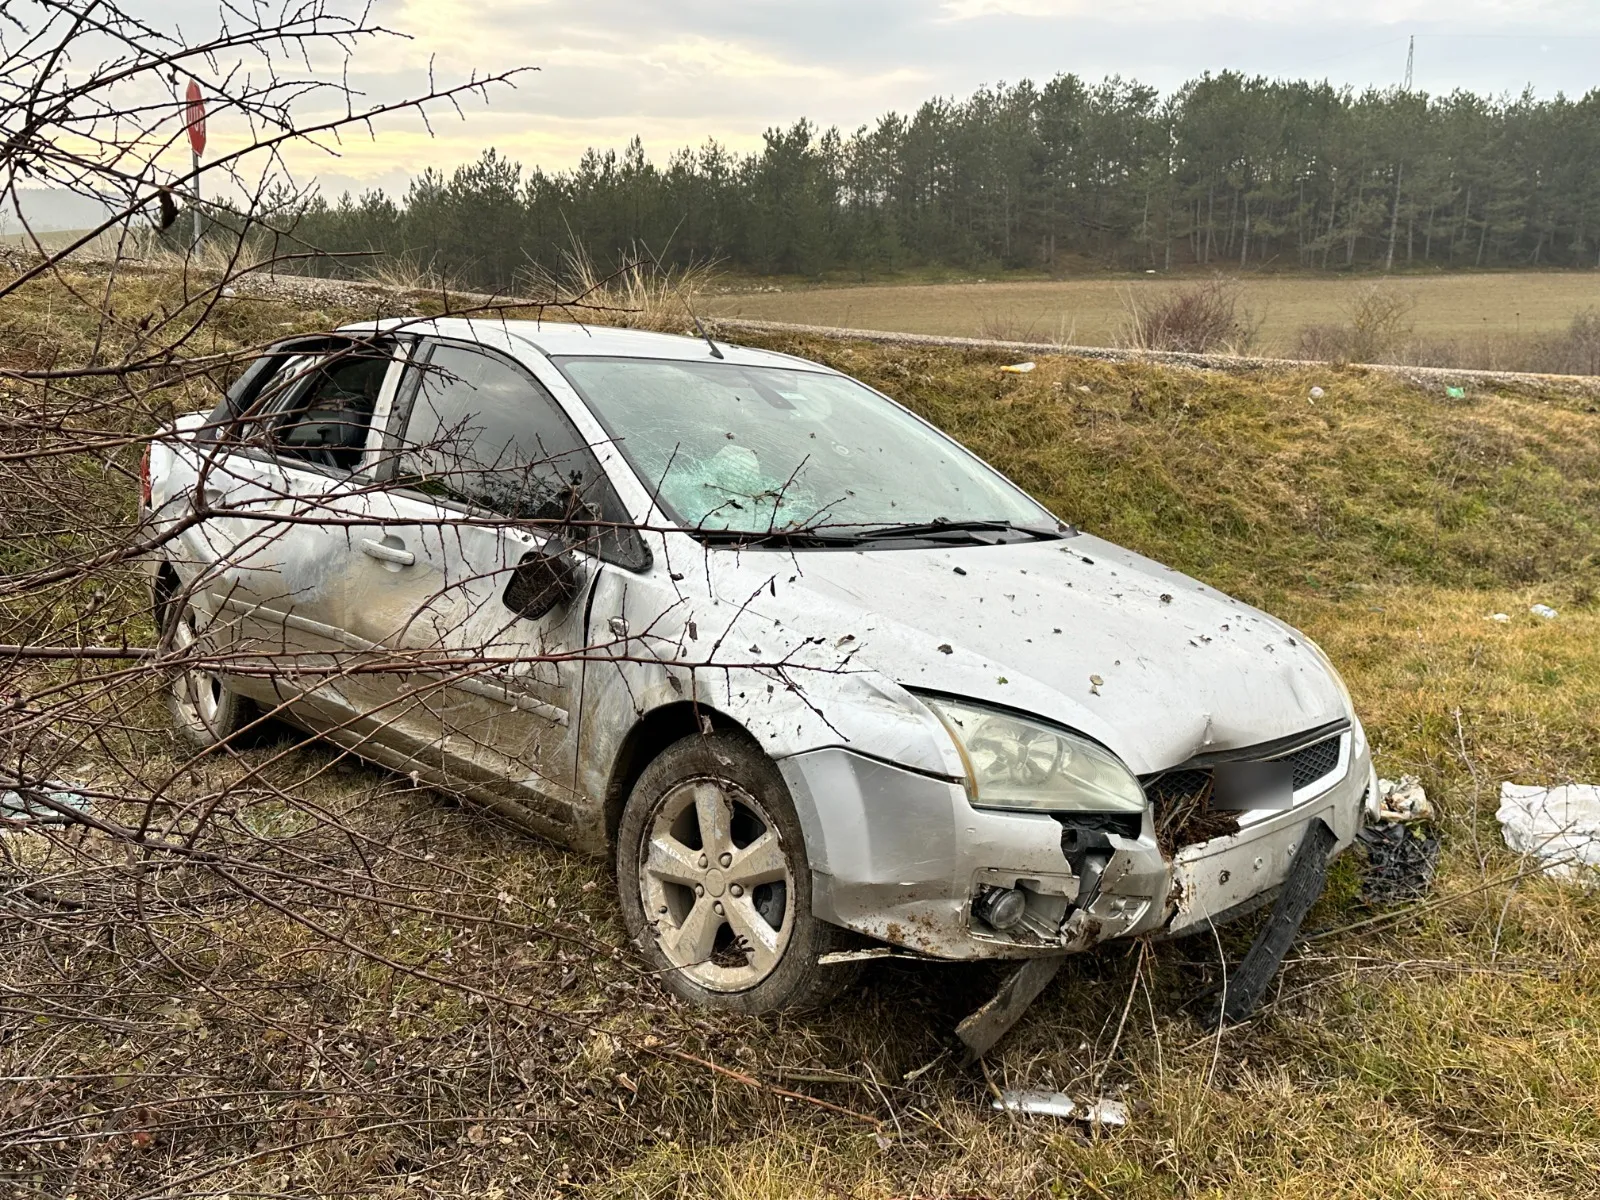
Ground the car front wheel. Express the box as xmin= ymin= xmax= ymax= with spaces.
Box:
xmin=615 ymin=730 xmax=854 ymax=1013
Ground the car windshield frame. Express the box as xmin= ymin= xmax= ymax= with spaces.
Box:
xmin=550 ymin=354 xmax=1063 ymax=546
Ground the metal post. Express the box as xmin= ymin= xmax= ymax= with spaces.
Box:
xmin=191 ymin=146 xmax=202 ymax=252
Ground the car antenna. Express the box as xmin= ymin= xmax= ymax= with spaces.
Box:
xmin=692 ymin=313 xmax=725 ymax=360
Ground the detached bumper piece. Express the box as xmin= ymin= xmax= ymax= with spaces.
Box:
xmin=954 ymin=956 xmax=1064 ymax=1065
xmin=1213 ymin=817 xmax=1337 ymax=1025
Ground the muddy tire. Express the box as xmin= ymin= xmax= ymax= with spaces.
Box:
xmin=164 ymin=597 xmax=259 ymax=749
xmin=616 ymin=731 xmax=856 ymax=1013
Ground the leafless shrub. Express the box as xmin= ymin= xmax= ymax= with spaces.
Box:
xmin=1295 ymin=282 xmax=1417 ymax=364
xmin=1340 ymin=308 xmax=1600 ymax=375
xmin=0 ymin=4 xmax=806 ymax=1194
xmin=1118 ymin=276 xmax=1259 ymax=354
xmin=973 ymin=307 xmax=1076 ymax=346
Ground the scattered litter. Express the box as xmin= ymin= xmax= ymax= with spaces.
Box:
xmin=1487 ymin=612 xmax=1511 ymax=623
xmin=1529 ymin=603 xmax=1559 ymax=620
xmin=1358 ymin=822 xmax=1439 ymax=904
xmin=1445 ymin=385 xmax=1467 ymax=399
xmin=1000 ymin=361 xmax=1036 ymax=374
xmin=1309 ymin=386 xmax=1325 ymax=400
xmin=1075 ymin=384 xmax=1091 ymax=393
xmin=992 ymin=1090 xmax=1130 ymax=1127
xmin=1371 ymin=775 xmax=1434 ymax=823
xmin=1 ymin=782 xmax=94 ymax=825
xmin=220 ymin=285 xmax=237 ymax=298
xmin=1497 ymin=784 xmax=1600 ymax=880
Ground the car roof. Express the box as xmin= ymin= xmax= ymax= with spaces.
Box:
xmin=339 ymin=317 xmax=834 ymax=373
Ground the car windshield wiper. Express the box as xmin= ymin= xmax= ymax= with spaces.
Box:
xmin=847 ymin=520 xmax=1072 ymax=542
xmin=692 ymin=520 xmax=1073 ymax=547
xmin=692 ymin=527 xmax=861 ymax=547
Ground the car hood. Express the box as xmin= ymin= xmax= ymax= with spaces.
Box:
xmin=717 ymin=534 xmax=1348 ymax=776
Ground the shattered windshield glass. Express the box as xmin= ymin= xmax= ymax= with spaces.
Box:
xmin=553 ymin=356 xmax=1056 ymax=537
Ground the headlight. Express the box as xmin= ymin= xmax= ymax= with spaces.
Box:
xmin=922 ymin=696 xmax=1146 ymax=814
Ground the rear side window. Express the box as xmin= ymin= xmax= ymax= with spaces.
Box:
xmin=230 ymin=341 xmax=396 ymax=471
xmin=266 ymin=349 xmax=389 ymax=469
xmin=396 ymin=343 xmax=648 ymax=569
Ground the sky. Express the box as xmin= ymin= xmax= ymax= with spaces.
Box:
xmin=23 ymin=0 xmax=1600 ymax=224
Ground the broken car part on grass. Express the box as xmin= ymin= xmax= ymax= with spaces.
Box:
xmin=139 ymin=319 xmax=1374 ymax=1027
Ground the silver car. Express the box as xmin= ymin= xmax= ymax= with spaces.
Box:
xmin=141 ymin=319 xmax=1374 ymax=1015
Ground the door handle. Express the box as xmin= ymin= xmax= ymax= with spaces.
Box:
xmin=360 ymin=537 xmax=415 ymax=567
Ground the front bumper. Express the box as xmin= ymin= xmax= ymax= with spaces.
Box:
xmin=778 ymin=731 xmax=1372 ymax=961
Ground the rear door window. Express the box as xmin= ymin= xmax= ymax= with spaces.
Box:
xmin=266 ymin=348 xmax=391 ymax=470
xmin=232 ymin=343 xmax=397 ymax=472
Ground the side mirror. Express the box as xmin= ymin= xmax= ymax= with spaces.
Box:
xmin=502 ymin=542 xmax=581 ymax=620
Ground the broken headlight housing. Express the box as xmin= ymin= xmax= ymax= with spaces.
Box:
xmin=923 ymin=696 xmax=1146 ymax=814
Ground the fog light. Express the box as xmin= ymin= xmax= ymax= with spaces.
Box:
xmin=973 ymin=886 xmax=1027 ymax=931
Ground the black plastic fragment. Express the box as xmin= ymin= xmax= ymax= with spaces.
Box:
xmin=1357 ymin=821 xmax=1439 ymax=905
xmin=1213 ymin=817 xmax=1337 ymax=1025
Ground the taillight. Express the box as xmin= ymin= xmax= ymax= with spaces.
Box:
xmin=139 ymin=445 xmax=152 ymax=508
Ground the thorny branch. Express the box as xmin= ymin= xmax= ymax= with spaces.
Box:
xmin=0 ymin=3 xmax=887 ymax=1195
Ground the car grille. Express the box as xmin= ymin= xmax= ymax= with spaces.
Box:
xmin=1284 ymin=734 xmax=1342 ymax=792
xmin=1145 ymin=732 xmax=1345 ymax=854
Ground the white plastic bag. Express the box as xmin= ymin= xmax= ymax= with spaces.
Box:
xmin=1496 ymin=783 xmax=1600 ymax=880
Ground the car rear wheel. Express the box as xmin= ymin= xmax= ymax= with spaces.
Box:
xmin=165 ymin=599 xmax=258 ymax=748
xmin=616 ymin=731 xmax=855 ymax=1012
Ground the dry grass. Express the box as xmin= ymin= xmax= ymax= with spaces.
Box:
xmin=517 ymin=239 xmax=721 ymax=333
xmin=6 ymin=267 xmax=1600 ymax=1196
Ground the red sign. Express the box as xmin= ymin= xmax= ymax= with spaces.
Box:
xmin=184 ymin=80 xmax=206 ymax=157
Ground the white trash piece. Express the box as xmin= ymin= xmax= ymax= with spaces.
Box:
xmin=1000 ymin=361 xmax=1036 ymax=374
xmin=1487 ymin=612 xmax=1511 ymax=623
xmin=1371 ymin=775 xmax=1434 ymax=823
xmin=1529 ymin=604 xmax=1559 ymax=620
xmin=992 ymin=1090 xmax=1129 ymax=1126
xmin=1309 ymin=386 xmax=1325 ymax=400
xmin=1497 ymin=783 xmax=1600 ymax=880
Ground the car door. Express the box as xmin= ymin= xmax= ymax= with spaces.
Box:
xmin=192 ymin=336 xmax=410 ymax=719
xmin=337 ymin=338 xmax=649 ymax=841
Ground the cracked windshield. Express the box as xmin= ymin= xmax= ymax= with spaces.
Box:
xmin=555 ymin=357 xmax=1054 ymax=535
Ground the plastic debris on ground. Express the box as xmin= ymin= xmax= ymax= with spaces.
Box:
xmin=1000 ymin=361 xmax=1036 ymax=374
xmin=1445 ymin=385 xmax=1467 ymax=398
xmin=1529 ymin=603 xmax=1559 ymax=620
xmin=1 ymin=782 xmax=94 ymax=825
xmin=1497 ymin=783 xmax=1600 ymax=881
xmin=1309 ymin=386 xmax=1325 ymax=400
xmin=1358 ymin=776 xmax=1438 ymax=904
xmin=992 ymin=1090 xmax=1129 ymax=1127
xmin=1487 ymin=612 xmax=1511 ymax=623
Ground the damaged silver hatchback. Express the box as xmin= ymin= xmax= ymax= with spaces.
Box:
xmin=142 ymin=320 xmax=1374 ymax=1015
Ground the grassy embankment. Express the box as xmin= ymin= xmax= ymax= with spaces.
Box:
xmin=3 ymin=264 xmax=1600 ymax=1197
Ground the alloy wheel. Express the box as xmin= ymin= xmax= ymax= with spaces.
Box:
xmin=638 ymin=775 xmax=795 ymax=991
